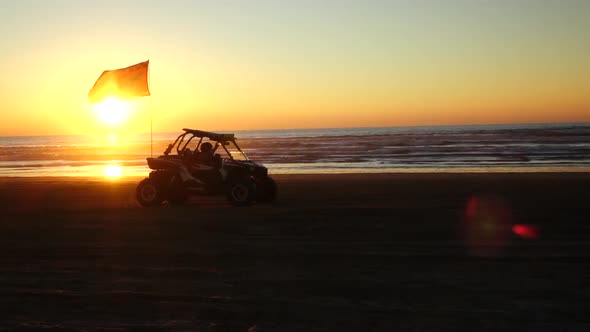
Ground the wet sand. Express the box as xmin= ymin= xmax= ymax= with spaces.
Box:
xmin=0 ymin=173 xmax=589 ymax=331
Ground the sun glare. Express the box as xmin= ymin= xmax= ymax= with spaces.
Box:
xmin=92 ymin=98 xmax=130 ymax=126
xmin=107 ymin=133 xmax=119 ymax=145
xmin=103 ymin=165 xmax=123 ymax=178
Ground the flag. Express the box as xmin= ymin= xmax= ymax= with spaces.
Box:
xmin=88 ymin=60 xmax=150 ymax=104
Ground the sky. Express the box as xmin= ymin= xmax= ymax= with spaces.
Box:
xmin=0 ymin=0 xmax=589 ymax=136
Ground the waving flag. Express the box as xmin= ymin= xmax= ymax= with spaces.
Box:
xmin=88 ymin=60 xmax=150 ymax=104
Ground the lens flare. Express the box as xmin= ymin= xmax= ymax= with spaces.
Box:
xmin=107 ymin=133 xmax=119 ymax=145
xmin=512 ymin=224 xmax=539 ymax=239
xmin=103 ymin=165 xmax=123 ymax=178
xmin=462 ymin=196 xmax=512 ymax=257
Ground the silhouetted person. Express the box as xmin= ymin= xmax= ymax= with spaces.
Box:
xmin=194 ymin=142 xmax=215 ymax=165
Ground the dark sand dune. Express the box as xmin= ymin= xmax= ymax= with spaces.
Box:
xmin=0 ymin=173 xmax=589 ymax=331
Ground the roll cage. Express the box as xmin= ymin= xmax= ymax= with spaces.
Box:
xmin=163 ymin=128 xmax=249 ymax=161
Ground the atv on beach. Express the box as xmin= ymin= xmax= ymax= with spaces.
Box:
xmin=136 ymin=128 xmax=276 ymax=206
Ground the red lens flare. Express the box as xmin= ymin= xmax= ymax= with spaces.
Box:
xmin=512 ymin=224 xmax=539 ymax=239
xmin=466 ymin=196 xmax=478 ymax=219
xmin=462 ymin=195 xmax=512 ymax=257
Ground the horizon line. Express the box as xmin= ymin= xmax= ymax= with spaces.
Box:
xmin=1 ymin=120 xmax=589 ymax=138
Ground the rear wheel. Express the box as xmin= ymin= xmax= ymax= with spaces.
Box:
xmin=136 ymin=178 xmax=164 ymax=206
xmin=227 ymin=178 xmax=255 ymax=206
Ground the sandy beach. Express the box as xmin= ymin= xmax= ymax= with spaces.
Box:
xmin=0 ymin=173 xmax=589 ymax=331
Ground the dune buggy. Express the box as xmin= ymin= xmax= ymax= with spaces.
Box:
xmin=136 ymin=128 xmax=276 ymax=206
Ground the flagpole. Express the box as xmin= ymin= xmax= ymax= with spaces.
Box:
xmin=150 ymin=95 xmax=153 ymax=158
xmin=148 ymin=60 xmax=153 ymax=158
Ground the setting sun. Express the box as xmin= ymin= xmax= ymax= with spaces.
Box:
xmin=91 ymin=98 xmax=131 ymax=126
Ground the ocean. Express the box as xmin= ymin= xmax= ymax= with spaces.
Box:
xmin=0 ymin=123 xmax=589 ymax=177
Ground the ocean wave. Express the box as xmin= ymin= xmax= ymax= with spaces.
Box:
xmin=0 ymin=123 xmax=588 ymax=176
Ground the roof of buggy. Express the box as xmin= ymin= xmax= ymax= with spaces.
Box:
xmin=182 ymin=128 xmax=235 ymax=141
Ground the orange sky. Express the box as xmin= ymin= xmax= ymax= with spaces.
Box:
xmin=0 ymin=1 xmax=589 ymax=136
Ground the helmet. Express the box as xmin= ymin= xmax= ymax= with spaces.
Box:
xmin=200 ymin=142 xmax=213 ymax=152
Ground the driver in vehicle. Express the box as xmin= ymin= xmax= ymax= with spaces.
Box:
xmin=194 ymin=142 xmax=216 ymax=166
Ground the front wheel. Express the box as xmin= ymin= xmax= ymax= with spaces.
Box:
xmin=257 ymin=176 xmax=277 ymax=203
xmin=136 ymin=178 xmax=164 ymax=207
xmin=227 ymin=178 xmax=255 ymax=206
